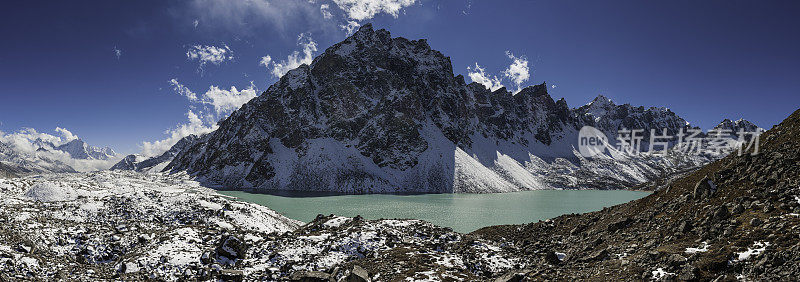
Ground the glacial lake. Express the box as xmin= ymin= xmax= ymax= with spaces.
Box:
xmin=218 ymin=189 xmax=650 ymax=233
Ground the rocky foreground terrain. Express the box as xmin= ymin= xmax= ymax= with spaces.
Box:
xmin=0 ymin=171 xmax=520 ymax=281
xmin=474 ymin=109 xmax=800 ymax=280
xmin=1 ymin=108 xmax=797 ymax=281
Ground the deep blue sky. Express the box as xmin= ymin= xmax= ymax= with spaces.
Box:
xmin=1 ymin=0 xmax=798 ymax=154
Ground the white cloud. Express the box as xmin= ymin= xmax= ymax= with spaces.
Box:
xmin=551 ymin=84 xmax=557 ymax=89
xmin=260 ymin=33 xmax=318 ymax=78
xmin=502 ymin=51 xmax=530 ymax=94
xmin=259 ymin=55 xmax=272 ymax=70
xmin=186 ymin=44 xmax=233 ymax=69
xmin=151 ymin=79 xmax=259 ymax=157
xmin=320 ymin=4 xmax=333 ymax=19
xmin=462 ymin=0 xmax=472 ymax=15
xmin=333 ymin=0 xmax=416 ymax=21
xmin=201 ymin=83 xmax=259 ymax=115
xmin=140 ymin=110 xmax=217 ymax=158
xmin=169 ymin=79 xmax=258 ymax=116
xmin=169 ymin=79 xmax=198 ymax=102
xmin=467 ymin=63 xmax=504 ymax=91
xmin=193 ymin=19 xmax=199 ymax=28
xmin=340 ymin=20 xmax=360 ymax=35
xmin=0 ymin=128 xmax=66 ymax=153
xmin=55 ymin=127 xmax=78 ymax=142
xmin=113 ymin=46 xmax=122 ymax=59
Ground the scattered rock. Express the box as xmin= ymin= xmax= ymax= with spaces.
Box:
xmin=345 ymin=265 xmax=370 ymax=282
xmin=289 ymin=271 xmax=330 ymax=282
xmin=216 ymin=235 xmax=249 ymax=264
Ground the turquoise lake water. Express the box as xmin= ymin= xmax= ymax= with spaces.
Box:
xmin=219 ymin=189 xmax=650 ymax=233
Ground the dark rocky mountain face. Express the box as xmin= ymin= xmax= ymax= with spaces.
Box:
xmin=110 ymin=155 xmax=138 ymax=171
xmin=0 ymin=162 xmax=20 ymax=178
xmin=165 ymin=24 xmax=749 ymax=193
xmin=714 ymin=118 xmax=761 ymax=133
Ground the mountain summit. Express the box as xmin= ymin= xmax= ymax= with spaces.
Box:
xmin=55 ymin=139 xmax=116 ymax=160
xmin=165 ymin=24 xmax=752 ymax=193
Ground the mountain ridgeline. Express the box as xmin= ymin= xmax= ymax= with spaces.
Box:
xmin=158 ymin=24 xmax=749 ymax=193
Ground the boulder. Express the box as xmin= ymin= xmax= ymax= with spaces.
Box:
xmin=289 ymin=271 xmax=330 ymax=282
xmin=543 ymin=251 xmax=561 ymax=265
xmin=345 ymin=265 xmax=370 ymax=282
xmin=219 ymin=269 xmax=244 ymax=282
xmin=494 ymin=271 xmax=526 ymax=282
xmin=216 ymin=235 xmax=249 ymax=264
xmin=693 ymin=177 xmax=713 ymax=200
xmin=713 ymin=206 xmax=730 ymax=221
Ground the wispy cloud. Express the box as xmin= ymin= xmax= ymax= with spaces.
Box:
xmin=169 ymin=79 xmax=198 ymax=102
xmin=184 ymin=0 xmax=320 ymax=34
xmin=333 ymin=0 xmax=417 ymax=21
xmin=140 ymin=110 xmax=217 ymax=157
xmin=186 ymin=44 xmax=233 ymax=70
xmin=467 ymin=63 xmax=504 ymax=91
xmin=260 ymin=33 xmax=318 ymax=78
xmin=502 ymin=51 xmax=530 ymax=94
xmin=320 ymin=4 xmax=333 ymax=19
xmin=113 ymin=46 xmax=122 ymax=60
xmin=340 ymin=20 xmax=360 ymax=35
xmin=144 ymin=79 xmax=259 ymax=157
xmin=180 ymin=0 xmax=419 ymax=37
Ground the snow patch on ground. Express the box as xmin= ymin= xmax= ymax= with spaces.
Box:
xmin=733 ymin=241 xmax=769 ymax=262
xmin=323 ymin=216 xmax=350 ymax=228
xmin=24 ymin=182 xmax=87 ymax=202
xmin=686 ymin=242 xmax=710 ymax=254
xmin=652 ymin=267 xmax=675 ymax=279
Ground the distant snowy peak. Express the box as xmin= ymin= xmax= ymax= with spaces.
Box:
xmin=575 ymin=94 xmax=690 ymax=138
xmin=714 ymin=118 xmax=761 ymax=133
xmin=55 ymin=139 xmax=116 ymax=160
xmin=583 ymin=94 xmax=616 ymax=118
xmin=0 ymin=140 xmax=76 ymax=175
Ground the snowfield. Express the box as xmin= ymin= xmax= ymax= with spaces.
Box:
xmin=0 ymin=171 xmax=299 ymax=280
xmin=0 ymin=171 xmax=521 ymax=280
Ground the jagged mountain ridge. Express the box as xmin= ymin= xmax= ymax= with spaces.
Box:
xmin=165 ymin=24 xmax=754 ymax=193
xmin=714 ymin=118 xmax=762 ymax=133
xmin=0 ymin=140 xmax=76 ymax=175
xmin=111 ymin=135 xmax=200 ymax=172
xmin=54 ymin=139 xmax=117 ymax=160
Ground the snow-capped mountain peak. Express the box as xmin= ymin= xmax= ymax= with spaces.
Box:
xmin=714 ymin=118 xmax=762 ymax=133
xmin=55 ymin=139 xmax=116 ymax=160
xmin=160 ymin=25 xmax=752 ymax=193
